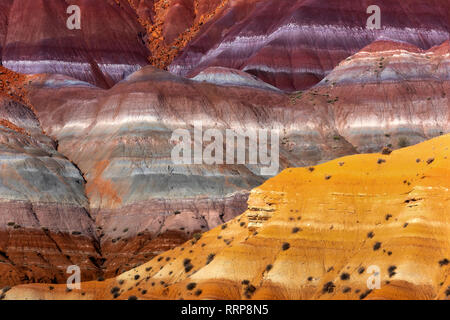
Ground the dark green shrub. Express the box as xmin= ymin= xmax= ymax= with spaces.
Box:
xmin=186 ymin=282 xmax=197 ymax=291
xmin=322 ymin=281 xmax=335 ymax=293
xmin=340 ymin=273 xmax=350 ymax=280
xmin=373 ymin=242 xmax=382 ymax=251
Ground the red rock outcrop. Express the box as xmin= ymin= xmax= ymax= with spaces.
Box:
xmin=169 ymin=0 xmax=450 ymax=91
xmin=0 ymin=0 xmax=150 ymax=88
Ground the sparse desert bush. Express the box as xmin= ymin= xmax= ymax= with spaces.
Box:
xmin=388 ymin=265 xmax=397 ymax=277
xmin=340 ymin=273 xmax=350 ymax=280
xmin=373 ymin=242 xmax=382 ymax=251
xmin=183 ymin=258 xmax=194 ymax=273
xmin=193 ymin=233 xmax=202 ymax=241
xmin=194 ymin=289 xmax=202 ymax=296
xmin=244 ymin=284 xmax=256 ymax=298
xmin=398 ymin=137 xmax=409 ymax=148
xmin=110 ymin=287 xmax=120 ymax=295
xmin=322 ymin=281 xmax=335 ymax=293
xmin=439 ymin=258 xmax=449 ymax=266
xmin=186 ymin=282 xmax=197 ymax=291
xmin=381 ymin=147 xmax=392 ymax=155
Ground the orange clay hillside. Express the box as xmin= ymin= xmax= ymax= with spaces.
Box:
xmin=5 ymin=134 xmax=450 ymax=300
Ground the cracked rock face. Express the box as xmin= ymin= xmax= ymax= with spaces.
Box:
xmin=0 ymin=96 xmax=101 ymax=287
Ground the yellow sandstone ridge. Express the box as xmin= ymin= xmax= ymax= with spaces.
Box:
xmin=6 ymin=134 xmax=450 ymax=300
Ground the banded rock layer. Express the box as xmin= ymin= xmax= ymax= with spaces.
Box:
xmin=0 ymin=35 xmax=448 ymax=284
xmin=10 ymin=38 xmax=450 ymax=280
xmin=3 ymin=0 xmax=450 ymax=93
xmin=0 ymin=0 xmax=150 ymax=88
xmin=23 ymin=66 xmax=303 ymax=277
xmin=294 ymin=40 xmax=450 ymax=154
xmin=170 ymin=0 xmax=450 ymax=91
xmin=7 ymin=133 xmax=450 ymax=300
xmin=0 ymin=95 xmax=101 ymax=287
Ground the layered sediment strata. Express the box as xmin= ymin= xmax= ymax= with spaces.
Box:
xmin=8 ymin=133 xmax=450 ymax=300
xmin=23 ymin=66 xmax=301 ymax=277
xmin=1 ymin=36 xmax=449 ymax=283
xmin=23 ymin=37 xmax=450 ymax=276
xmin=0 ymin=96 xmax=101 ymax=287
xmin=169 ymin=0 xmax=450 ymax=91
xmin=0 ymin=0 xmax=150 ymax=88
xmin=299 ymin=40 xmax=450 ymax=154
